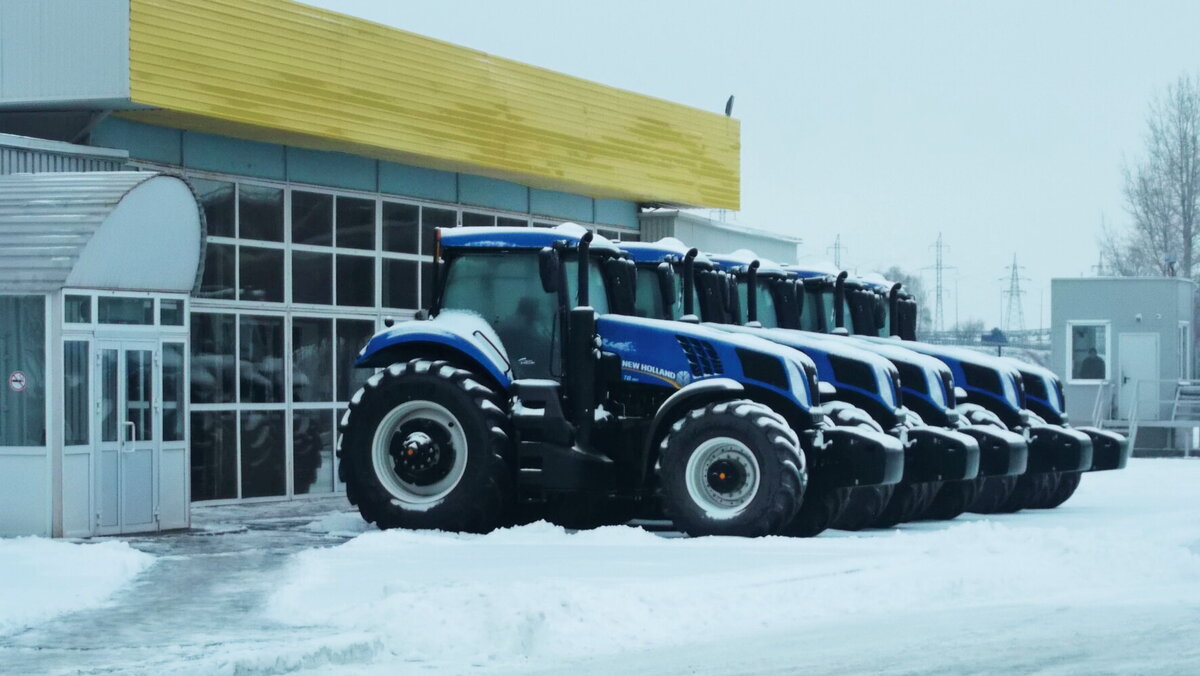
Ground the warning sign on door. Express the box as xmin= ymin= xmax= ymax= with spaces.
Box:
xmin=8 ymin=371 xmax=27 ymax=392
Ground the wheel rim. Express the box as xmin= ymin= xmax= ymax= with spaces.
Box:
xmin=371 ymin=400 xmax=468 ymax=507
xmin=684 ymin=436 xmax=761 ymax=520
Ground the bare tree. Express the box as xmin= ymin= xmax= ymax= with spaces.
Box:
xmin=1103 ymin=73 xmax=1200 ymax=278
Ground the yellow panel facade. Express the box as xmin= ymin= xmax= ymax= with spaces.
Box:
xmin=126 ymin=0 xmax=740 ymax=209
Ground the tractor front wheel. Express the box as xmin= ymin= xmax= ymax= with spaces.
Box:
xmin=659 ymin=400 xmax=805 ymax=537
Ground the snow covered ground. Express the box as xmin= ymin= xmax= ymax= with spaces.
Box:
xmin=3 ymin=460 xmax=1200 ymax=674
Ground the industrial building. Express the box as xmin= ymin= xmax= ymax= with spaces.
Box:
xmin=0 ymin=0 xmax=809 ymax=537
xmin=1051 ymin=276 xmax=1196 ymax=455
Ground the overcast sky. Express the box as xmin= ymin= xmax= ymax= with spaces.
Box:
xmin=305 ymin=0 xmax=1200 ymax=329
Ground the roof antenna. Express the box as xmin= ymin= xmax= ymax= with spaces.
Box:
xmin=724 ymin=95 xmax=735 ymax=117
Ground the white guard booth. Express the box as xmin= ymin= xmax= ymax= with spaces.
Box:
xmin=0 ymin=172 xmax=203 ymax=537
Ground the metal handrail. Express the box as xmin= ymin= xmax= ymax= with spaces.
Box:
xmin=1127 ymin=379 xmax=1200 ymax=457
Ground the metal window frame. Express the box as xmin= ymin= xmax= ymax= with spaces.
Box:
xmin=1066 ymin=319 xmax=1113 ymax=385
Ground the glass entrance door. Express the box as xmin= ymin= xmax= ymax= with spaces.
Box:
xmin=95 ymin=340 xmax=159 ymax=535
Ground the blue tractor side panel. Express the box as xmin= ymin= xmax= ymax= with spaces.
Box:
xmin=356 ymin=310 xmax=514 ymax=390
xmin=870 ymin=338 xmax=1022 ymax=417
xmin=596 ymin=315 xmax=811 ymax=407
xmin=849 ymin=337 xmax=953 ymax=412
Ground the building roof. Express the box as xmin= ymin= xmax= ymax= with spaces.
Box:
xmin=0 ymin=0 xmax=739 ymax=210
xmin=0 ymin=172 xmax=203 ymax=293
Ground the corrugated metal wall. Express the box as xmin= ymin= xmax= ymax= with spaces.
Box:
xmin=123 ymin=0 xmax=740 ymax=210
xmin=0 ymin=147 xmax=125 ymax=175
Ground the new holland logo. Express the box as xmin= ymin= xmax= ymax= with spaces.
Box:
xmin=624 ymin=361 xmax=691 ymax=388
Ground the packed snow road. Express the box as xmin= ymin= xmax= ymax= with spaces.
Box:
xmin=2 ymin=460 xmax=1199 ymax=675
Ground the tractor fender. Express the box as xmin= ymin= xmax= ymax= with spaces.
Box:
xmin=642 ymin=378 xmax=746 ymax=472
xmin=355 ymin=310 xmax=513 ymax=392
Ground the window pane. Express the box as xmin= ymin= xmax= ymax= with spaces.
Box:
xmin=422 ymin=207 xmax=456 ymax=256
xmin=293 ymin=317 xmax=333 ymax=402
xmin=1071 ymin=324 xmax=1108 ymax=380
xmin=292 ymin=251 xmax=332 ymax=305
xmin=239 ymin=246 xmax=284 ymax=303
xmin=65 ymin=295 xmax=91 ymax=323
xmin=191 ymin=312 xmax=236 ymax=404
xmin=383 ymin=201 xmax=419 ymax=254
xmin=0 ymin=297 xmax=47 ymax=446
xmin=191 ymin=411 xmax=237 ymax=500
xmin=100 ymin=349 xmax=118 ymax=442
xmin=420 ymin=261 xmax=434 ymax=310
xmin=64 ymin=340 xmax=89 ymax=446
xmin=336 ymin=255 xmax=375 ymax=307
xmin=98 ymin=297 xmax=154 ymax=325
xmin=291 ymin=191 xmax=333 ymax=246
xmin=498 ymin=216 xmax=527 ymax=228
xmin=337 ymin=319 xmax=376 ymax=400
xmin=197 ymin=242 xmax=236 ymax=300
xmin=337 ymin=196 xmax=376 ymax=251
xmin=125 ymin=349 xmax=153 ymax=442
xmin=160 ymin=299 xmax=185 ymax=326
xmin=239 ymin=184 xmax=284 ymax=242
xmin=241 ymin=410 xmax=286 ymax=498
xmin=191 ymin=178 xmax=235 ymax=238
xmin=462 ymin=212 xmax=495 ymax=228
xmin=163 ymin=343 xmax=185 ymax=442
xmin=240 ymin=315 xmax=285 ymax=403
xmin=383 ymin=258 xmax=418 ymax=309
xmin=294 ymin=409 xmax=334 ymax=494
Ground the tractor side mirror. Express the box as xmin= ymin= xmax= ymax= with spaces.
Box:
xmin=657 ymin=261 xmax=677 ymax=308
xmin=538 ymin=247 xmax=560 ymax=293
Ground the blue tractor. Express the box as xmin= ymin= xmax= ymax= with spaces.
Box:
xmin=793 ymin=267 xmax=1126 ymax=511
xmin=690 ymin=249 xmax=1021 ymax=526
xmin=621 ymin=240 xmax=928 ymax=531
xmin=336 ymin=225 xmax=899 ymax=537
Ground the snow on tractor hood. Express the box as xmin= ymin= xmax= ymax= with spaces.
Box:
xmin=707 ymin=250 xmax=788 ymax=276
xmin=440 ymin=222 xmax=622 ymax=254
xmin=784 ymin=260 xmax=842 ymax=279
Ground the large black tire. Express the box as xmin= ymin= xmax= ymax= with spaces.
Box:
xmin=833 ymin=484 xmax=896 ymax=531
xmin=780 ymin=484 xmax=850 ymax=537
xmin=1039 ymin=471 xmax=1082 ymax=509
xmin=337 ymin=359 xmax=513 ymax=533
xmin=871 ymin=481 xmax=937 ymax=528
xmin=659 ymin=400 xmax=805 ymax=537
xmin=970 ymin=474 xmax=1020 ymax=514
xmin=921 ymin=478 xmax=978 ymax=521
xmin=995 ymin=471 xmax=1057 ymax=513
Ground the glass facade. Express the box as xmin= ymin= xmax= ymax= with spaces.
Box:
xmin=0 ymin=296 xmax=45 ymax=446
xmin=184 ymin=171 xmax=638 ymax=502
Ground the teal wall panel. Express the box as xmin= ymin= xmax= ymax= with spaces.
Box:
xmin=380 ymin=161 xmax=456 ymax=203
xmin=182 ymin=131 xmax=285 ymax=180
xmin=287 ymin=147 xmax=375 ymax=191
xmin=459 ymin=174 xmax=529 ymax=213
xmin=530 ymin=188 xmax=592 ymax=222
xmin=595 ymin=199 xmax=638 ymax=229
xmin=91 ymin=117 xmax=181 ymax=165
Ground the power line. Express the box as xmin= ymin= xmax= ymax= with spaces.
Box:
xmin=923 ymin=233 xmax=954 ymax=333
xmin=827 ymin=234 xmax=846 ymax=269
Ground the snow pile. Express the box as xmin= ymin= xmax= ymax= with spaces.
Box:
xmin=0 ymin=538 xmax=153 ymax=636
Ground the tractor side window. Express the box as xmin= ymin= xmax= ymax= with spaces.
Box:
xmin=563 ymin=257 xmax=610 ymax=315
xmin=442 ymin=253 xmax=557 ymax=378
xmin=735 ymin=280 xmax=779 ymax=328
xmin=634 ymin=268 xmax=665 ymax=319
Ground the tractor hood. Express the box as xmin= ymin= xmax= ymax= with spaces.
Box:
xmin=596 ymin=314 xmax=818 ymax=407
xmin=849 ymin=336 xmax=955 ymax=408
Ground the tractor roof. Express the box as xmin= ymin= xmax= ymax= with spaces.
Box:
xmin=439 ymin=222 xmax=622 ymax=253
xmin=784 ymin=260 xmax=842 ymax=278
xmin=620 ymin=238 xmax=713 ymax=266
xmin=708 ymin=250 xmax=788 ymax=277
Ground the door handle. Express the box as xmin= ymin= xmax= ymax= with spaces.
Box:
xmin=121 ymin=420 xmax=138 ymax=452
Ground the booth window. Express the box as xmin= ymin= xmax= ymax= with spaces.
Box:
xmin=1069 ymin=322 xmax=1109 ymax=381
xmin=0 ymin=296 xmax=45 ymax=446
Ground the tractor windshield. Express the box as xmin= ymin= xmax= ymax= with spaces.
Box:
xmin=564 ymin=257 xmax=610 ymax=315
xmin=634 ymin=267 xmax=665 ymax=319
xmin=735 ymin=277 xmax=780 ymax=328
xmin=441 ymin=252 xmax=558 ymax=378
xmin=801 ymin=286 xmax=836 ymax=332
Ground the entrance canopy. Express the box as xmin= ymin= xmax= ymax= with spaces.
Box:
xmin=0 ymin=171 xmax=203 ymax=293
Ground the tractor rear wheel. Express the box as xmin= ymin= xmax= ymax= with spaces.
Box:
xmin=659 ymin=400 xmax=805 ymax=537
xmin=871 ymin=481 xmax=938 ymax=528
xmin=921 ymin=478 xmax=979 ymax=521
xmin=996 ymin=471 xmax=1058 ymax=513
xmin=969 ymin=474 xmax=1020 ymax=514
xmin=832 ymin=484 xmax=896 ymax=531
xmin=1039 ymin=471 xmax=1082 ymax=508
xmin=337 ymin=359 xmax=513 ymax=533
